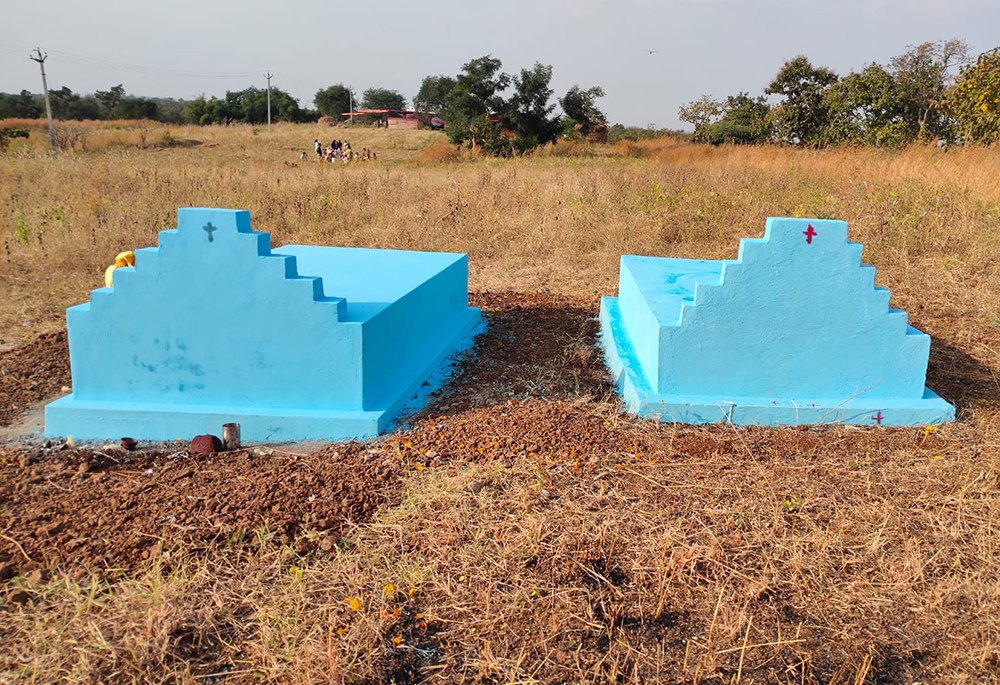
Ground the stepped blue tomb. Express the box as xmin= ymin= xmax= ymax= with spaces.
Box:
xmin=45 ymin=207 xmax=481 ymax=442
xmin=599 ymin=217 xmax=954 ymax=426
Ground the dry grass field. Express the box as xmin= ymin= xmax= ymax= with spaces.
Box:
xmin=1 ymin=121 xmax=1000 ymax=684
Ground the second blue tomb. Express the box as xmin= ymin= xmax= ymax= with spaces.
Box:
xmin=599 ymin=217 xmax=954 ymax=426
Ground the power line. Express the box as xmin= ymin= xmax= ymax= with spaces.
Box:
xmin=1 ymin=44 xmax=258 ymax=78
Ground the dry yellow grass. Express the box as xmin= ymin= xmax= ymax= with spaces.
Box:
xmin=2 ymin=122 xmax=999 ymax=346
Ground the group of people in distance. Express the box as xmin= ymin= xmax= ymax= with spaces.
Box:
xmin=308 ymin=138 xmax=376 ymax=164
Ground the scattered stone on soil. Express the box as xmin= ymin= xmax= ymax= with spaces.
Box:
xmin=190 ymin=434 xmax=223 ymax=455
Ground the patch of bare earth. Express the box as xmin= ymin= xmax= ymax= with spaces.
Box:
xmin=0 ymin=332 xmax=70 ymax=428
xmin=0 ymin=292 xmax=998 ymax=683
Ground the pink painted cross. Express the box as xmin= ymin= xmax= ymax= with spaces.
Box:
xmin=872 ymin=411 xmax=884 ymax=425
xmin=803 ymin=224 xmax=817 ymax=244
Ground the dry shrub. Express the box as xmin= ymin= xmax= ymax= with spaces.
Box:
xmin=612 ymin=139 xmax=647 ymax=157
xmin=537 ymin=140 xmax=603 ymax=157
xmin=418 ymin=141 xmax=461 ymax=164
xmin=0 ymin=118 xmax=48 ymax=131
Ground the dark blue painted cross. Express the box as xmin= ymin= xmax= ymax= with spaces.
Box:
xmin=872 ymin=411 xmax=884 ymax=425
xmin=203 ymin=222 xmax=217 ymax=242
xmin=803 ymin=224 xmax=817 ymax=244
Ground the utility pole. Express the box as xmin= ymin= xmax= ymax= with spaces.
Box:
xmin=29 ymin=48 xmax=57 ymax=154
xmin=349 ymin=87 xmax=354 ymax=125
xmin=263 ymin=71 xmax=273 ymax=132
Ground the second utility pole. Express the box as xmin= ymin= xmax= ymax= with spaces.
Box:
xmin=29 ymin=48 xmax=57 ymax=154
xmin=263 ymin=71 xmax=273 ymax=132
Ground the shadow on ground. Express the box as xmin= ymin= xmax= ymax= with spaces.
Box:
xmin=927 ymin=337 xmax=1000 ymax=417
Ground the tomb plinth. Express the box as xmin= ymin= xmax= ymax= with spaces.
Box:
xmin=599 ymin=217 xmax=954 ymax=426
xmin=45 ymin=208 xmax=481 ymax=442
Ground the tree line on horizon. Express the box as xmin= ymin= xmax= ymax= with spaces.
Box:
xmin=681 ymin=39 xmax=1000 ymax=147
xmin=0 ymin=55 xmax=616 ymax=155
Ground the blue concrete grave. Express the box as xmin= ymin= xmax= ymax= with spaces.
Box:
xmin=45 ymin=208 xmax=481 ymax=442
xmin=600 ymin=217 xmax=954 ymax=426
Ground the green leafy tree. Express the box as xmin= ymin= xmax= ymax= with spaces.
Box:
xmin=678 ymin=95 xmax=724 ymax=142
xmin=112 ymin=97 xmax=159 ymax=120
xmin=506 ymin=62 xmax=561 ymax=148
xmin=361 ymin=87 xmax=407 ymax=110
xmin=679 ymin=93 xmax=770 ymax=144
xmin=822 ymin=64 xmax=911 ymax=146
xmin=183 ymin=94 xmax=239 ymax=125
xmin=95 ymin=84 xmax=125 ymax=118
xmin=48 ymin=87 xmax=100 ymax=120
xmin=765 ymin=56 xmax=839 ymax=146
xmin=890 ymin=39 xmax=970 ymax=140
xmin=559 ymin=85 xmax=606 ymax=137
xmin=947 ymin=47 xmax=1000 ymax=144
xmin=150 ymin=97 xmax=190 ymax=124
xmin=183 ymin=95 xmax=217 ymax=125
xmin=444 ymin=55 xmax=510 ymax=144
xmin=314 ymin=84 xmax=354 ymax=120
xmin=413 ymin=75 xmax=456 ymax=114
xmin=0 ymin=90 xmax=42 ymax=119
xmin=708 ymin=92 xmax=771 ymax=144
xmin=467 ymin=116 xmax=513 ymax=157
xmin=236 ymin=87 xmax=306 ymax=124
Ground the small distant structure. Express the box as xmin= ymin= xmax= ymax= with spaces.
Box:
xmin=46 ymin=208 xmax=481 ymax=442
xmin=344 ymin=109 xmax=440 ymax=130
xmin=600 ymin=217 xmax=954 ymax=426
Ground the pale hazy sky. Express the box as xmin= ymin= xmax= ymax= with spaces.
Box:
xmin=3 ymin=0 xmax=998 ymax=129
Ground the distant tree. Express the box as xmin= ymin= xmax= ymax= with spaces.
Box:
xmin=149 ymin=97 xmax=190 ymax=124
xmin=0 ymin=90 xmax=42 ymax=119
xmin=467 ymin=116 xmax=513 ymax=157
xmin=95 ymin=84 xmax=126 ymax=118
xmin=235 ymin=87 xmax=306 ymax=124
xmin=890 ymin=39 xmax=970 ymax=140
xmin=765 ymin=56 xmax=839 ymax=146
xmin=413 ymin=75 xmax=456 ymax=114
xmin=708 ymin=92 xmax=771 ymax=144
xmin=238 ymin=87 xmax=267 ymax=123
xmin=679 ymin=93 xmax=771 ymax=145
xmin=559 ymin=85 xmax=606 ymax=137
xmin=361 ymin=87 xmax=407 ymax=111
xmin=822 ymin=64 xmax=911 ymax=146
xmin=314 ymin=84 xmax=354 ymax=120
xmin=112 ymin=97 xmax=160 ymax=120
xmin=444 ymin=55 xmax=510 ymax=144
xmin=678 ymin=95 xmax=723 ymax=142
xmin=221 ymin=90 xmax=246 ymax=125
xmin=506 ymin=62 xmax=561 ymax=149
xmin=183 ymin=94 xmax=236 ymax=125
xmin=947 ymin=47 xmax=1000 ymax=144
xmin=272 ymin=89 xmax=310 ymax=122
xmin=47 ymin=87 xmax=101 ymax=120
